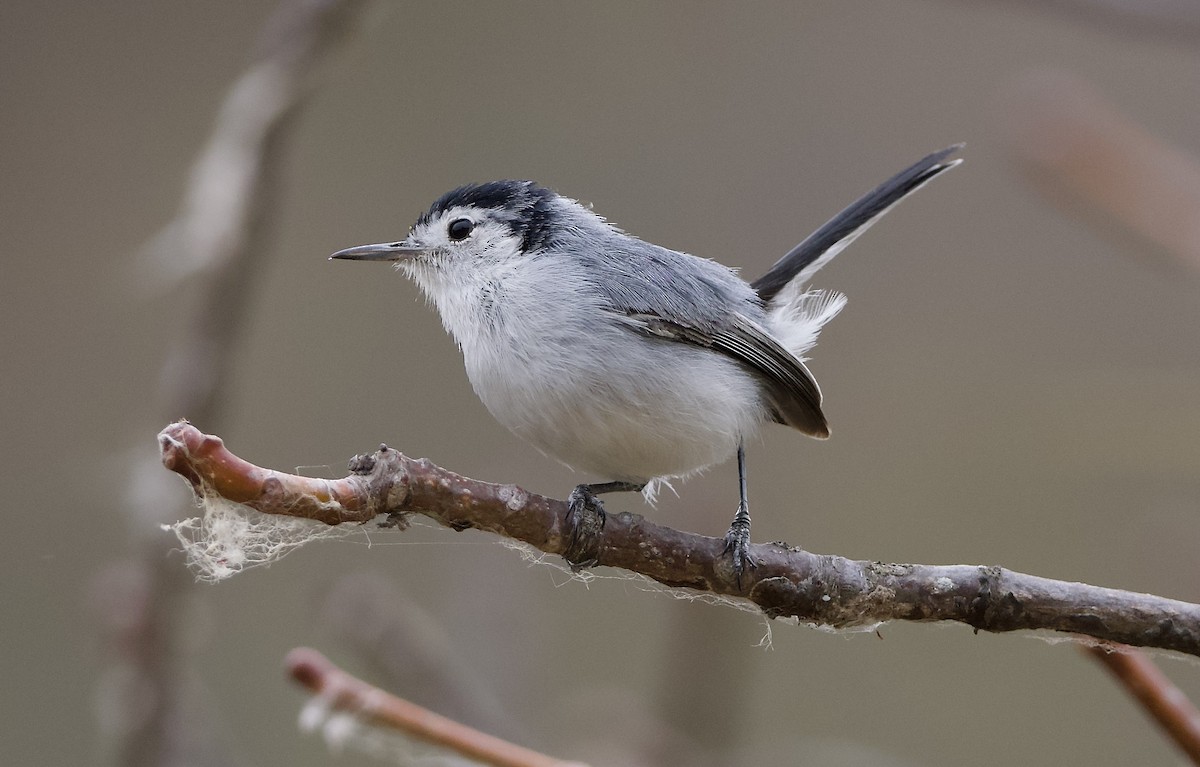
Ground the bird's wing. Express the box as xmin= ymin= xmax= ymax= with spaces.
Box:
xmin=584 ymin=234 xmax=829 ymax=436
xmin=618 ymin=310 xmax=829 ymax=438
xmin=751 ymin=144 xmax=963 ymax=302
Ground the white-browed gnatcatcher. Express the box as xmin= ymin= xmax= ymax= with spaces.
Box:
xmin=332 ymin=145 xmax=961 ymax=581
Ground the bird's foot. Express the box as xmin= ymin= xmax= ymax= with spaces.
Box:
xmin=563 ymin=484 xmax=607 ymax=570
xmin=721 ymin=502 xmax=757 ymax=589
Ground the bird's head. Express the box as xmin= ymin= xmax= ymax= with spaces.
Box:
xmin=330 ymin=180 xmax=587 ymax=282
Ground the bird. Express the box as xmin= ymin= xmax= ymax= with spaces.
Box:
xmin=331 ymin=145 xmax=961 ymax=582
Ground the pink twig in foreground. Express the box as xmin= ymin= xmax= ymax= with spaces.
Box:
xmin=287 ymin=648 xmax=585 ymax=767
xmin=1085 ymin=643 xmax=1200 ymax=765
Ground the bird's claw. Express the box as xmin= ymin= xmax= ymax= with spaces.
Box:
xmin=722 ymin=503 xmax=756 ymax=588
xmin=563 ymin=485 xmax=607 ymax=570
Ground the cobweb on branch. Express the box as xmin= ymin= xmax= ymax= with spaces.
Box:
xmin=298 ymin=690 xmax=480 ymax=767
xmin=162 ymin=484 xmax=360 ymax=582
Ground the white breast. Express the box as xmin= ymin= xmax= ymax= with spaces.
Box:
xmin=406 ymin=254 xmax=767 ymax=485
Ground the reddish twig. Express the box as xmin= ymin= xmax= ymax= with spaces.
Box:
xmin=159 ymin=421 xmax=1200 ymax=658
xmin=286 ymin=648 xmax=585 ymax=767
xmin=1085 ymin=644 xmax=1200 ymax=764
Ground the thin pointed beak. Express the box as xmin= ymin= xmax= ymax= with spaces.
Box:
xmin=329 ymin=242 xmax=429 ymax=262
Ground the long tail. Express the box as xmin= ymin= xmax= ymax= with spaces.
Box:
xmin=751 ymin=144 xmax=963 ymax=302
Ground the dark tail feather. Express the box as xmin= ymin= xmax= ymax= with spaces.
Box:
xmin=752 ymin=144 xmax=963 ymax=302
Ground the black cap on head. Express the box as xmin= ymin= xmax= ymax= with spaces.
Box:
xmin=417 ymin=180 xmax=559 ymax=252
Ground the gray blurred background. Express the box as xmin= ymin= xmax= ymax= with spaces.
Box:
xmin=4 ymin=1 xmax=1200 ymax=765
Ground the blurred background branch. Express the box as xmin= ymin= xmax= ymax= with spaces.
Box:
xmin=93 ymin=1 xmax=368 ymax=765
xmin=1001 ymin=70 xmax=1200 ymax=277
xmin=985 ymin=0 xmax=1200 ymax=45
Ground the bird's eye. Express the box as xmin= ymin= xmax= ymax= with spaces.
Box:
xmin=447 ymin=218 xmax=474 ymax=241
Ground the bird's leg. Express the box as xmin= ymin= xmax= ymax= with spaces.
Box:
xmin=722 ymin=443 xmax=756 ymax=587
xmin=563 ymin=480 xmax=644 ymax=570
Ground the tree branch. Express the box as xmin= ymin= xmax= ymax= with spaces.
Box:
xmin=160 ymin=421 xmax=1200 ymax=659
xmin=287 ymin=648 xmax=585 ymax=767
